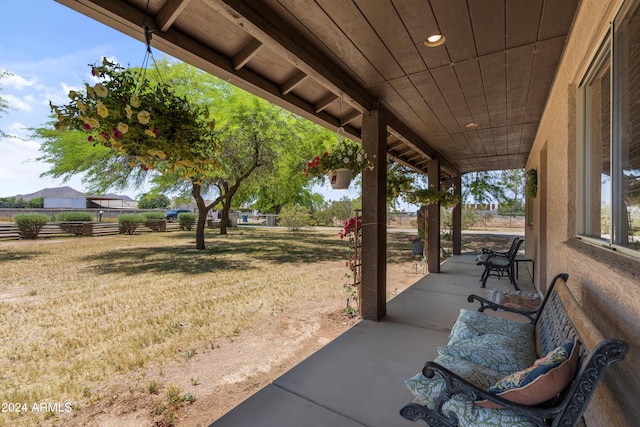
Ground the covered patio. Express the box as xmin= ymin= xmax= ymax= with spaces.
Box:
xmin=54 ymin=1 xmax=640 ymax=425
xmin=212 ymin=250 xmax=534 ymax=426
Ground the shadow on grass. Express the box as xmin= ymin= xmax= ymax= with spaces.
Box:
xmin=387 ymin=232 xmax=423 ymax=263
xmin=0 ymin=250 xmax=46 ymax=262
xmin=460 ymin=234 xmax=515 ymax=255
xmin=85 ymin=228 xmax=349 ymax=276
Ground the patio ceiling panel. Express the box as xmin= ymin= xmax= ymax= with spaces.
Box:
xmin=507 ymin=0 xmax=544 ymax=49
xmin=480 ymin=51 xmax=508 ymax=129
xmin=410 ymin=71 xmax=460 ymax=136
xmin=353 ymin=0 xmax=427 ymax=76
xmin=469 ymin=0 xmax=506 ymax=57
xmin=385 ymin=77 xmax=439 ymax=137
xmin=519 ymin=123 xmax=539 ymax=158
xmin=314 ymin=0 xmax=405 ymax=84
xmin=392 ymin=0 xmax=451 ymax=70
xmin=454 ymin=58 xmax=491 ymax=129
xmin=430 ymin=65 xmax=474 ymax=133
xmin=507 ymin=125 xmax=524 ymax=158
xmin=506 ymin=44 xmax=536 ymax=127
xmin=430 ymin=0 xmax=476 ymax=64
xmin=523 ymin=37 xmax=568 ymax=124
xmin=55 ymin=0 xmax=580 ymax=176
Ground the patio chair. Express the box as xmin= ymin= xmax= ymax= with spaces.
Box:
xmin=476 ymin=237 xmax=523 ymax=290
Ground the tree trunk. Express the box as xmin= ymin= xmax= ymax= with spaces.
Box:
xmin=220 ymin=200 xmax=229 ymax=235
xmin=192 ymin=183 xmax=208 ymax=250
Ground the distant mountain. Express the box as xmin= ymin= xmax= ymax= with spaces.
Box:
xmin=14 ymin=186 xmax=134 ymax=201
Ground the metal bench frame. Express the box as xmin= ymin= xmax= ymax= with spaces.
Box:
xmin=477 ymin=237 xmax=524 ymax=290
xmin=399 ymin=273 xmax=629 ymax=427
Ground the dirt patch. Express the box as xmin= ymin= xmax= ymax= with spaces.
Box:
xmin=58 ymin=269 xmax=418 ymax=427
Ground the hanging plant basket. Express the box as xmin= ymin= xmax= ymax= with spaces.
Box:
xmin=330 ymin=168 xmax=352 ymax=189
xmin=526 ymin=169 xmax=538 ymax=198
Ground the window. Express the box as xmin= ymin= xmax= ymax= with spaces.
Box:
xmin=578 ymin=0 xmax=640 ymax=257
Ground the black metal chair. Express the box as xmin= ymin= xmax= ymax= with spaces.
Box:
xmin=476 ymin=237 xmax=523 ymax=290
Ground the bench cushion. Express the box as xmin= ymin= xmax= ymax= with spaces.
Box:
xmin=405 ymin=353 xmax=536 ymax=427
xmin=448 ymin=309 xmax=534 ymax=345
xmin=404 ymin=310 xmax=541 ymax=426
xmin=438 ymin=333 xmax=536 ymax=374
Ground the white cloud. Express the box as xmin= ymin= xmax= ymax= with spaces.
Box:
xmin=4 ymin=94 xmax=33 ymax=112
xmin=4 ymin=73 xmax=37 ymax=90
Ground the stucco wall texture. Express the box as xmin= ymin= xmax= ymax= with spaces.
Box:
xmin=526 ymin=0 xmax=639 ymax=426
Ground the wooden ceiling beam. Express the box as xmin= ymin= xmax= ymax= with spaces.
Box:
xmin=314 ymin=93 xmax=339 ymax=113
xmin=341 ymin=109 xmax=361 ymax=126
xmin=280 ymin=71 xmax=308 ymax=95
xmin=156 ymin=0 xmax=191 ymax=32
xmin=232 ymin=38 xmax=263 ymax=71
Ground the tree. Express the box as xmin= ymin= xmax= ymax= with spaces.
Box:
xmin=1 ymin=70 xmax=14 ymax=137
xmin=497 ymin=169 xmax=525 ymax=215
xmin=138 ymin=193 xmax=170 ymax=209
xmin=247 ymin=116 xmax=335 ymax=214
xmin=462 ymin=171 xmax=505 ymax=205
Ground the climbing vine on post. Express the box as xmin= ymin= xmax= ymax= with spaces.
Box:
xmin=339 ymin=210 xmax=362 ymax=317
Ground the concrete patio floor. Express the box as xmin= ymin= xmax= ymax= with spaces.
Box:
xmin=211 ymin=251 xmax=535 ymax=427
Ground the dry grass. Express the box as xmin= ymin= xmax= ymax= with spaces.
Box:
xmin=0 ymin=227 xmax=420 ymax=426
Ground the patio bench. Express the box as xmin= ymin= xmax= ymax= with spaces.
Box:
xmin=400 ymin=273 xmax=629 ymax=427
xmin=476 ymin=237 xmax=523 ymax=291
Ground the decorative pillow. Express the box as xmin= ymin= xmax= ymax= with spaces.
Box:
xmin=476 ymin=340 xmax=581 ymax=409
xmin=438 ymin=334 xmax=536 ymax=374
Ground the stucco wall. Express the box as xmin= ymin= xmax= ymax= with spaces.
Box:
xmin=526 ymin=0 xmax=639 ymax=425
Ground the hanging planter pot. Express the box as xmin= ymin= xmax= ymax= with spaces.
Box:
xmin=329 ymin=168 xmax=352 ymax=189
xmin=411 ymin=240 xmax=424 ymax=255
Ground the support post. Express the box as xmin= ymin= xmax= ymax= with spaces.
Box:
xmin=361 ymin=110 xmax=387 ymax=320
xmin=427 ymin=158 xmax=440 ymax=273
xmin=452 ymin=175 xmax=462 ymax=255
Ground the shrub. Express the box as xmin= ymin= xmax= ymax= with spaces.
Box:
xmin=178 ymin=212 xmax=197 ymax=231
xmin=141 ymin=212 xmax=167 ymax=232
xmin=117 ymin=214 xmax=144 ymax=235
xmin=140 ymin=212 xmax=166 ymax=220
xmin=55 ymin=212 xmax=95 ymax=222
xmin=278 ymin=205 xmax=313 ymax=230
xmin=13 ymin=213 xmax=49 ymax=239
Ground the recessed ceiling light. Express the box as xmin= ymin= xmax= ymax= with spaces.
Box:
xmin=424 ymin=34 xmax=445 ymax=47
xmin=465 ymin=122 xmax=478 ymax=128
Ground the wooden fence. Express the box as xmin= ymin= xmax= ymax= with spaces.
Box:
xmin=0 ymin=221 xmax=182 ymax=241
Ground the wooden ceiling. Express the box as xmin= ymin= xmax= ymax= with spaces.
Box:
xmin=56 ymin=0 xmax=580 ymax=176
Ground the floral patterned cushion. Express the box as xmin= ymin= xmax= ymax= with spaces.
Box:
xmin=476 ymin=340 xmax=581 ymax=409
xmin=486 ymin=255 xmax=511 ymax=267
xmin=448 ymin=309 xmax=534 ymax=345
xmin=405 ymin=353 xmax=504 ymax=407
xmin=405 ymin=353 xmax=537 ymax=427
xmin=438 ymin=334 xmax=536 ymax=374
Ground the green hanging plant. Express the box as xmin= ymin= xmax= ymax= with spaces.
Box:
xmin=407 ymin=186 xmax=461 ymax=209
xmin=526 ymin=169 xmax=538 ymax=198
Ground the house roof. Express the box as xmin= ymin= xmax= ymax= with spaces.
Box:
xmin=56 ymin=0 xmax=580 ymax=176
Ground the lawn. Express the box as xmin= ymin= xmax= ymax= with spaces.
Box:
xmin=0 ymin=227 xmax=420 ymax=426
